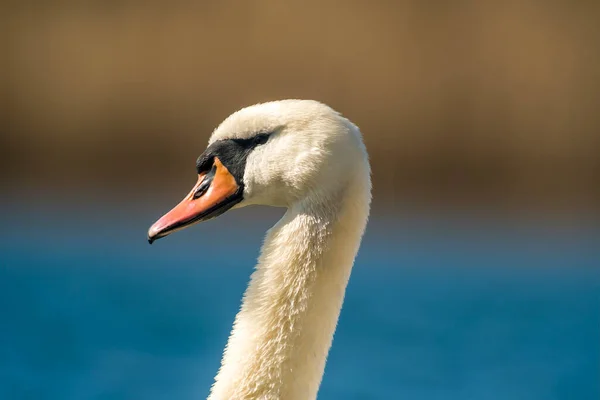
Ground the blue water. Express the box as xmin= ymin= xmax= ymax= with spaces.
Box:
xmin=1 ymin=205 xmax=599 ymax=399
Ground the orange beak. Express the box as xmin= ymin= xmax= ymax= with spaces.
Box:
xmin=147 ymin=157 xmax=242 ymax=243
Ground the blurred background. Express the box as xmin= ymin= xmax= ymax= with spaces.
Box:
xmin=1 ymin=1 xmax=599 ymax=399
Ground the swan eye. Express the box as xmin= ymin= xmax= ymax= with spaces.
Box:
xmin=231 ymin=132 xmax=271 ymax=149
xmin=253 ymin=133 xmax=270 ymax=146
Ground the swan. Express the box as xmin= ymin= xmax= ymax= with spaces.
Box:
xmin=147 ymin=99 xmax=371 ymax=400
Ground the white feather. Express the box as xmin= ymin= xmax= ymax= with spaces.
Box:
xmin=207 ymin=100 xmax=371 ymax=400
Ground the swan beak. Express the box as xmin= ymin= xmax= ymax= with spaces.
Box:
xmin=147 ymin=157 xmax=242 ymax=244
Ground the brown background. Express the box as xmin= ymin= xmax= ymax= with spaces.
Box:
xmin=3 ymin=1 xmax=599 ymax=214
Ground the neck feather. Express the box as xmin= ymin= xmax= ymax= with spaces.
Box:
xmin=208 ymin=177 xmax=370 ymax=400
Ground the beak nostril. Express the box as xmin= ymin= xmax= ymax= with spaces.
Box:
xmin=193 ymin=182 xmax=209 ymax=199
xmin=193 ymin=164 xmax=217 ymax=199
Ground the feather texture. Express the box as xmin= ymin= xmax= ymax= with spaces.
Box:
xmin=204 ymin=100 xmax=371 ymax=400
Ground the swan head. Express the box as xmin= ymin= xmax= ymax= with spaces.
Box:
xmin=148 ymin=99 xmax=368 ymax=243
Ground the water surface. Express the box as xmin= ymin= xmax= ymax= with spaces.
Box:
xmin=1 ymin=205 xmax=598 ymax=399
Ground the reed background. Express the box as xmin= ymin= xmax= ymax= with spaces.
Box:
xmin=3 ymin=1 xmax=599 ymax=214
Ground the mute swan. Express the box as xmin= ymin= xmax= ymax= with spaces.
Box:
xmin=148 ymin=100 xmax=371 ymax=400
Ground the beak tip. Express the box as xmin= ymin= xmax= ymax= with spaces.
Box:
xmin=147 ymin=225 xmax=161 ymax=245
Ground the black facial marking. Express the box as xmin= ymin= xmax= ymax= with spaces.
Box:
xmin=148 ymin=132 xmax=271 ymax=244
xmin=196 ymin=132 xmax=271 ymax=186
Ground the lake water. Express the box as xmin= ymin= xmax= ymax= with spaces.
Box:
xmin=1 ymin=204 xmax=598 ymax=399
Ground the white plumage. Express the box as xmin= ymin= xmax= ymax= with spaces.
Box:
xmin=151 ymin=100 xmax=371 ymax=399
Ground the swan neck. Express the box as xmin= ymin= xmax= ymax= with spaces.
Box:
xmin=208 ymin=187 xmax=369 ymax=400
